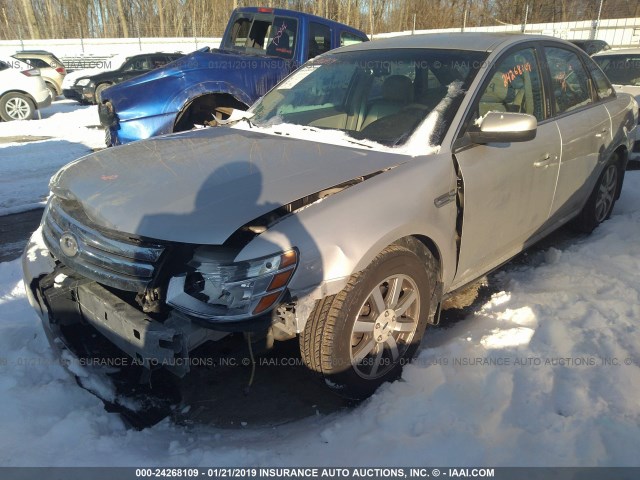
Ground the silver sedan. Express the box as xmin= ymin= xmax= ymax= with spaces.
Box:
xmin=22 ymin=33 xmax=639 ymax=403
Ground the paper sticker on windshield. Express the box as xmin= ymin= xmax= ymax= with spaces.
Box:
xmin=501 ymin=62 xmax=532 ymax=87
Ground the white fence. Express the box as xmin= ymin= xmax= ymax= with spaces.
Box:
xmin=374 ymin=17 xmax=640 ymax=47
xmin=1 ymin=16 xmax=639 ymax=72
xmin=0 ymin=37 xmax=222 ymax=69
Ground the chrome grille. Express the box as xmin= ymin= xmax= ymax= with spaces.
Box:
xmin=42 ymin=198 xmax=165 ymax=292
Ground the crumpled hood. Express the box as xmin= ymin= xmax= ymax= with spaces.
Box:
xmin=50 ymin=127 xmax=409 ymax=244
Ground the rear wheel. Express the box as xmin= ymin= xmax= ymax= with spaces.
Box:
xmin=300 ymin=243 xmax=437 ymax=399
xmin=574 ymin=156 xmax=621 ymax=233
xmin=46 ymin=83 xmax=58 ymax=100
xmin=0 ymin=93 xmax=35 ymax=121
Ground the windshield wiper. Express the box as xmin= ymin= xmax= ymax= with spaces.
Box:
xmin=345 ymin=138 xmax=374 ymax=148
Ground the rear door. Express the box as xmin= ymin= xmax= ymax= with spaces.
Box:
xmin=452 ymin=44 xmax=561 ymax=287
xmin=543 ymin=46 xmax=613 ymax=222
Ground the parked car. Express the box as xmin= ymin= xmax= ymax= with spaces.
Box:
xmin=70 ymin=52 xmax=184 ymax=105
xmin=593 ymin=48 xmax=640 ymax=161
xmin=12 ymin=50 xmax=66 ymax=99
xmin=99 ymin=7 xmax=369 ymax=146
xmin=62 ymin=54 xmax=129 ymax=102
xmin=0 ymin=57 xmax=51 ymax=121
xmin=570 ymin=39 xmax=611 ymax=56
xmin=23 ymin=34 xmax=637 ymax=408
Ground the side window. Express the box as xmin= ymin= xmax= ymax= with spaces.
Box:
xmin=150 ymin=55 xmax=169 ymax=69
xmin=308 ymin=22 xmax=331 ymax=59
xmin=266 ymin=17 xmax=298 ymax=59
xmin=595 ymin=55 xmax=640 ymax=86
xmin=341 ymin=32 xmax=367 ymax=47
xmin=122 ymin=57 xmax=148 ymax=71
xmin=229 ymin=16 xmax=252 ymax=48
xmin=476 ymin=47 xmax=545 ymax=121
xmin=586 ymin=61 xmax=615 ymax=100
xmin=545 ymin=47 xmax=593 ymax=114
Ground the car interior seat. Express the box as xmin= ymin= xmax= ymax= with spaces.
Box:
xmin=361 ymin=75 xmax=414 ymax=129
xmin=478 ymin=71 xmax=510 ymax=117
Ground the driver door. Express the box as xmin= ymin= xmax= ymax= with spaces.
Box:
xmin=452 ymin=46 xmax=561 ymax=288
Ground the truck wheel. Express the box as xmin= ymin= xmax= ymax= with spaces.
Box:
xmin=300 ymin=243 xmax=436 ymax=400
xmin=573 ymin=155 xmax=621 ymax=233
xmin=95 ymin=83 xmax=112 ymax=104
xmin=0 ymin=93 xmax=35 ymax=121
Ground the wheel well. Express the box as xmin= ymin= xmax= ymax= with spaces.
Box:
xmin=394 ymin=235 xmax=442 ymax=279
xmin=0 ymin=90 xmax=36 ymax=105
xmin=173 ymin=93 xmax=248 ymax=133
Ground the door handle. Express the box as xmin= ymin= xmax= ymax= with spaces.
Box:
xmin=595 ymin=128 xmax=608 ymax=138
xmin=533 ymin=153 xmax=551 ymax=167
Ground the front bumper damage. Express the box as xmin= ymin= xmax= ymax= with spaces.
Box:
xmin=22 ymin=228 xmax=270 ymax=425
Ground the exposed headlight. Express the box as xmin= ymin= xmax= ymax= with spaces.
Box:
xmin=75 ymin=78 xmax=91 ymax=87
xmin=167 ymin=249 xmax=298 ymax=321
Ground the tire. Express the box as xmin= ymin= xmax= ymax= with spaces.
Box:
xmin=573 ymin=156 xmax=621 ymax=233
xmin=300 ymin=242 xmax=437 ymax=400
xmin=0 ymin=93 xmax=35 ymax=121
xmin=46 ymin=83 xmax=58 ymax=100
xmin=95 ymin=83 xmax=111 ymax=104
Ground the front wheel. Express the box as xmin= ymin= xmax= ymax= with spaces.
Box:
xmin=573 ymin=157 xmax=621 ymax=233
xmin=94 ymin=83 xmax=111 ymax=104
xmin=0 ymin=93 xmax=35 ymax=121
xmin=300 ymin=243 xmax=437 ymax=400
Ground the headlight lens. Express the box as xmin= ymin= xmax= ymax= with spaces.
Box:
xmin=75 ymin=78 xmax=91 ymax=87
xmin=167 ymin=249 xmax=298 ymax=321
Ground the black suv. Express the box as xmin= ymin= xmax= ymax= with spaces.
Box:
xmin=69 ymin=52 xmax=184 ymax=104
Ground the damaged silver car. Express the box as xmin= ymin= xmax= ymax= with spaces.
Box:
xmin=23 ymin=33 xmax=638 ymax=403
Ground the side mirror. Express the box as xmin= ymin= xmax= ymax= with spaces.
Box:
xmin=468 ymin=111 xmax=537 ymax=144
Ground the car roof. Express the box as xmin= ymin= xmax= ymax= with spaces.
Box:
xmin=334 ymin=32 xmax=565 ymax=53
xmin=593 ymin=47 xmax=640 ymax=56
xmin=570 ymin=39 xmax=608 ymax=45
xmin=14 ymin=50 xmax=56 ymax=55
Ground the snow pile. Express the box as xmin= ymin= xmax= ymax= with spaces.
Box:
xmin=0 ymin=100 xmax=104 ymax=215
xmin=0 ymin=170 xmax=639 ymax=465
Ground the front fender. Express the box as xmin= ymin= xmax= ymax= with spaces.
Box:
xmin=165 ymin=80 xmax=253 ymax=115
xmin=234 ymin=154 xmax=459 ymax=327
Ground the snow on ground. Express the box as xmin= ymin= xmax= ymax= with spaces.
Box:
xmin=1 ymin=102 xmax=640 ymax=466
xmin=0 ymin=100 xmax=104 ymax=215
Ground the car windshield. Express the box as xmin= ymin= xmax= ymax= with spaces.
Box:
xmin=594 ymin=55 xmax=640 ymax=86
xmin=250 ymin=48 xmax=487 ymax=147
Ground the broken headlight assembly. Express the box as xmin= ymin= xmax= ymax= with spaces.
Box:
xmin=166 ymin=248 xmax=298 ymax=321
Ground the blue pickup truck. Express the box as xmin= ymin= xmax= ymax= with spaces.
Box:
xmin=99 ymin=7 xmax=368 ymax=146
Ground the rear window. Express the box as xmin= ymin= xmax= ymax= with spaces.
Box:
xmin=21 ymin=58 xmax=50 ymax=69
xmin=222 ymin=12 xmax=298 ymax=59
